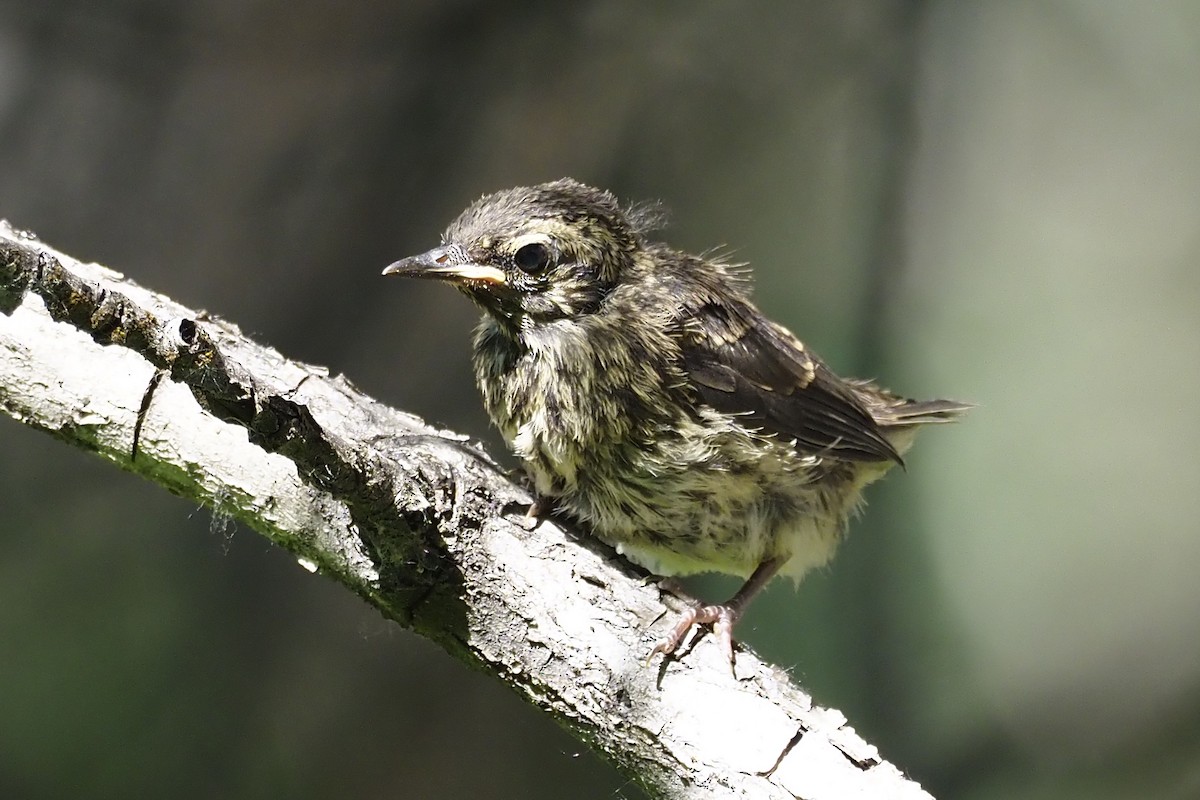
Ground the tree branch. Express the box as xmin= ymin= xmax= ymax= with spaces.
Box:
xmin=0 ymin=221 xmax=933 ymax=800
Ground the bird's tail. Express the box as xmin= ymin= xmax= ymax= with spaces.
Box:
xmin=848 ymin=379 xmax=973 ymax=427
xmin=879 ymin=398 xmax=973 ymax=426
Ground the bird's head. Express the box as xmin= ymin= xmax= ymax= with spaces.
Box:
xmin=383 ymin=179 xmax=651 ymax=329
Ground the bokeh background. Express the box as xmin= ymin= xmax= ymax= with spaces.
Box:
xmin=2 ymin=2 xmax=1198 ymax=798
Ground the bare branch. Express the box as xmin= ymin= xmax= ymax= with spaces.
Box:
xmin=0 ymin=222 xmax=933 ymax=800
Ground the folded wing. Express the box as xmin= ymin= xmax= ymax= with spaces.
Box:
xmin=679 ymin=300 xmax=903 ymax=464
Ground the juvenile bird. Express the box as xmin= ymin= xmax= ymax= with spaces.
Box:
xmin=384 ymin=179 xmax=968 ymax=664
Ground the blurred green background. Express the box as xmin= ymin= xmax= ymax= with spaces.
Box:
xmin=2 ymin=2 xmax=1198 ymax=798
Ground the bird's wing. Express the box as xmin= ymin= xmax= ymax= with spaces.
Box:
xmin=678 ymin=300 xmax=902 ymax=464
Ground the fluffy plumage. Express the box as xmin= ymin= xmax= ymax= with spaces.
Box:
xmin=384 ymin=179 xmax=968 ymax=662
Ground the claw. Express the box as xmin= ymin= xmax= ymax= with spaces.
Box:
xmin=510 ymin=498 xmax=545 ymax=531
xmin=648 ymin=604 xmax=740 ymax=667
xmin=645 ymin=556 xmax=786 ymax=670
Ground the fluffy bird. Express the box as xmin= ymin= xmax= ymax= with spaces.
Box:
xmin=384 ymin=179 xmax=967 ymax=663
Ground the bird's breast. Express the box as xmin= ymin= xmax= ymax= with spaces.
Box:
xmin=472 ymin=316 xmax=680 ymax=495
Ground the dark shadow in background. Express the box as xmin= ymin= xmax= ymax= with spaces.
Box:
xmin=0 ymin=3 xmax=969 ymax=798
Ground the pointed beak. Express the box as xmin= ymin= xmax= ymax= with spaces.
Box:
xmin=382 ymin=246 xmax=507 ymax=285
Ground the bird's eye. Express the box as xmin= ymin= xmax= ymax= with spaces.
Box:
xmin=513 ymin=242 xmax=553 ymax=275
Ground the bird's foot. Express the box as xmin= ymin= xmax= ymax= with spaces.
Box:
xmin=649 ymin=603 xmax=741 ymax=666
xmin=512 ymin=497 xmax=546 ymax=531
xmin=502 ymin=495 xmax=547 ymax=531
xmin=646 ymin=558 xmax=785 ymax=669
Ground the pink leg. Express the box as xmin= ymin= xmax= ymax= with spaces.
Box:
xmin=514 ymin=498 xmax=546 ymax=531
xmin=650 ymin=557 xmax=785 ymax=665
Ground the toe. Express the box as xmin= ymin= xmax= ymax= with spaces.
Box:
xmin=712 ymin=610 xmax=736 ymax=666
xmin=647 ymin=604 xmax=740 ymax=667
xmin=648 ymin=607 xmax=700 ymax=662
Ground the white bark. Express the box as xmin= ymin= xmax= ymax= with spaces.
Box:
xmin=0 ymin=221 xmax=932 ymax=800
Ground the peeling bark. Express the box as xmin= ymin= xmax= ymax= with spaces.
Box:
xmin=0 ymin=222 xmax=933 ymax=800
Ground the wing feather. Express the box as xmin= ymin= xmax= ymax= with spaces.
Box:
xmin=679 ymin=300 xmax=902 ymax=464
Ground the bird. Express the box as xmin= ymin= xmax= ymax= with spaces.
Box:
xmin=383 ymin=178 xmax=968 ymax=665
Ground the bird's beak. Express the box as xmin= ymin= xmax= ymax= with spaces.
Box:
xmin=381 ymin=246 xmax=507 ymax=285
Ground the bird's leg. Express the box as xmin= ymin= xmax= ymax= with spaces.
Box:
xmin=521 ymin=498 xmax=544 ymax=529
xmin=650 ymin=556 xmax=785 ymax=665
xmin=501 ymin=491 xmax=549 ymax=531
xmin=501 ymin=467 xmax=545 ymax=530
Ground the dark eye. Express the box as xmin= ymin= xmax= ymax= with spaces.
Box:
xmin=513 ymin=242 xmax=553 ymax=274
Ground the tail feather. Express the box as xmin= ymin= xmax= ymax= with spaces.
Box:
xmin=880 ymin=398 xmax=974 ymax=426
xmin=846 ymin=378 xmax=973 ymax=427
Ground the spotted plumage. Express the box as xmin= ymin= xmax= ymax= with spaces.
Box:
xmin=384 ymin=179 xmax=968 ymax=663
